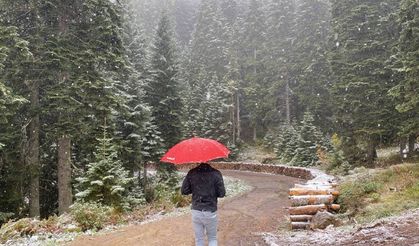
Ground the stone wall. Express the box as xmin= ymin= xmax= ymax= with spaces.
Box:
xmin=170 ymin=162 xmax=315 ymax=180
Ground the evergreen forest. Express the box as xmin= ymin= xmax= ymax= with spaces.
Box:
xmin=0 ymin=0 xmax=417 ymax=223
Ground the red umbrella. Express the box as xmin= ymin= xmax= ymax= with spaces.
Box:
xmin=160 ymin=137 xmax=230 ymax=164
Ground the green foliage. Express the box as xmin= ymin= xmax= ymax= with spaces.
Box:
xmin=146 ymin=13 xmax=183 ymax=150
xmin=326 ymin=133 xmax=351 ymax=175
xmin=0 ymin=212 xmax=13 ymax=225
xmin=0 ymin=24 xmax=30 ymax=217
xmin=291 ymin=112 xmax=322 ymax=166
xmin=329 ymin=0 xmax=401 ymax=165
xmin=75 ymin=128 xmax=134 ymax=210
xmin=184 ymin=70 xmax=232 ymax=146
xmin=143 ymin=165 xmax=182 ymax=206
xmin=0 ymin=218 xmax=37 ymax=243
xmin=69 ymin=202 xmax=113 ymax=231
xmin=337 ymin=164 xmax=419 ymax=222
xmin=337 ymin=177 xmax=381 ymax=213
xmin=268 ymin=112 xmax=329 ymax=166
xmin=388 ymin=0 xmax=419 ymax=137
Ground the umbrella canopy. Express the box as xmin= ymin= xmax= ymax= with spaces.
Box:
xmin=160 ymin=137 xmax=230 ymax=164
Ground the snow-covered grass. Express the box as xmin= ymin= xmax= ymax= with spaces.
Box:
xmin=337 ymin=163 xmax=419 ymax=224
xmin=262 ymin=208 xmax=419 ymax=246
xmin=0 ymin=174 xmax=251 ymax=246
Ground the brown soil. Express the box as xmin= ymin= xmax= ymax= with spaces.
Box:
xmin=68 ymin=170 xmax=299 ymax=246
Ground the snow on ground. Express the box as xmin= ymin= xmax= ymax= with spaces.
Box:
xmin=1 ymin=175 xmax=251 ymax=246
xmin=262 ymin=208 xmax=419 ymax=246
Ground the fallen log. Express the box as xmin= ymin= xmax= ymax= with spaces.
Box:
xmin=290 ymin=215 xmax=313 ymax=222
xmin=289 ymin=195 xmax=334 ymax=206
xmin=288 ymin=204 xmax=327 ymax=215
xmin=294 ymin=183 xmax=335 ymax=189
xmin=289 ymin=188 xmax=339 ymax=196
xmin=291 ymin=222 xmax=310 ymax=230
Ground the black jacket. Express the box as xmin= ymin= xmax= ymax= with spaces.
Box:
xmin=181 ymin=163 xmax=226 ymax=212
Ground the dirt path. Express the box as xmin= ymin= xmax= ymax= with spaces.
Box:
xmin=69 ymin=170 xmax=299 ymax=246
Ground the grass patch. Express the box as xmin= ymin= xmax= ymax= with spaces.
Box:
xmin=337 ymin=163 xmax=419 ymax=223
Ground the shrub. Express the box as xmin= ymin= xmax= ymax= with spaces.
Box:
xmin=170 ymin=189 xmax=192 ymax=208
xmin=75 ymin=129 xmax=134 ymax=210
xmin=337 ymin=177 xmax=381 ymax=213
xmin=69 ymin=202 xmax=113 ymax=231
xmin=0 ymin=212 xmax=13 ymax=225
xmin=0 ymin=218 xmax=39 ymax=243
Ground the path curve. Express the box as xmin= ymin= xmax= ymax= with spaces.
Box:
xmin=69 ymin=170 xmax=300 ymax=246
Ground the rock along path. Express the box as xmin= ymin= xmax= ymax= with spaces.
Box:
xmin=69 ymin=170 xmax=300 ymax=246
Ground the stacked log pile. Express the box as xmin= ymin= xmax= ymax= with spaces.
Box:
xmin=288 ymin=182 xmax=340 ymax=229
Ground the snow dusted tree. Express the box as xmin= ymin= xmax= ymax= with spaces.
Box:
xmin=146 ymin=12 xmax=183 ymax=150
xmin=189 ymin=0 xmax=228 ymax=77
xmin=75 ymin=127 xmax=133 ymax=210
xmin=145 ymin=12 xmax=183 ymax=181
xmin=0 ymin=25 xmax=31 ymax=218
xmin=291 ymin=112 xmax=321 ymax=166
xmin=293 ymin=0 xmax=333 ymax=130
xmin=236 ymin=0 xmax=269 ymax=141
xmin=329 ymin=0 xmax=401 ymax=165
xmin=389 ymin=0 xmax=419 ymax=157
xmin=200 ymin=73 xmax=231 ymax=143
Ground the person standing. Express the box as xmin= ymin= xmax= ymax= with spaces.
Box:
xmin=181 ymin=163 xmax=226 ymax=246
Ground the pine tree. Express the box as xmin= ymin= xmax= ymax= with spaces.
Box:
xmin=183 ymin=68 xmax=208 ymax=137
xmin=75 ymin=128 xmax=133 ymax=210
xmin=389 ymin=0 xmax=419 ymax=156
xmin=189 ymin=0 xmax=228 ymax=76
xmin=0 ymin=24 xmax=31 ymax=217
xmin=118 ymin=1 xmax=152 ymax=178
xmin=236 ymin=0 xmax=269 ymax=140
xmin=0 ymin=0 xmax=44 ymax=217
xmin=329 ymin=0 xmax=401 ymax=165
xmin=278 ymin=125 xmax=299 ymax=163
xmin=200 ymin=73 xmax=231 ymax=143
xmin=146 ymin=12 xmax=183 ymax=150
xmin=291 ymin=112 xmax=321 ymax=167
xmin=264 ymin=0 xmax=297 ymax=126
xmin=293 ymin=0 xmax=333 ymax=129
xmin=174 ymin=0 xmax=199 ymax=45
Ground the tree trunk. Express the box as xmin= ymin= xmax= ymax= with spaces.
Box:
xmin=231 ymin=90 xmax=236 ymax=145
xmin=408 ymin=134 xmax=415 ymax=157
xmin=236 ymin=91 xmax=241 ymax=140
xmin=56 ymin=6 xmax=73 ymax=215
xmin=289 ymin=195 xmax=334 ymax=206
xmin=399 ymin=136 xmax=407 ymax=158
xmin=27 ymin=80 xmax=40 ymax=218
xmin=285 ymin=80 xmax=291 ymax=125
xmin=288 ymin=204 xmax=327 ymax=215
xmin=289 ymin=188 xmax=339 ymax=196
xmin=142 ymin=162 xmax=148 ymax=193
xmin=253 ymin=124 xmax=257 ymax=142
xmin=58 ymin=136 xmax=72 ymax=215
xmin=253 ymin=48 xmax=257 ymax=75
xmin=366 ymin=138 xmax=377 ymax=165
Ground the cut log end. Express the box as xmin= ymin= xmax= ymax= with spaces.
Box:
xmin=290 ymin=215 xmax=313 ymax=222
xmin=291 ymin=222 xmax=310 ymax=230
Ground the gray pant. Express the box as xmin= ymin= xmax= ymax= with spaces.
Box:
xmin=191 ymin=209 xmax=218 ymax=246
